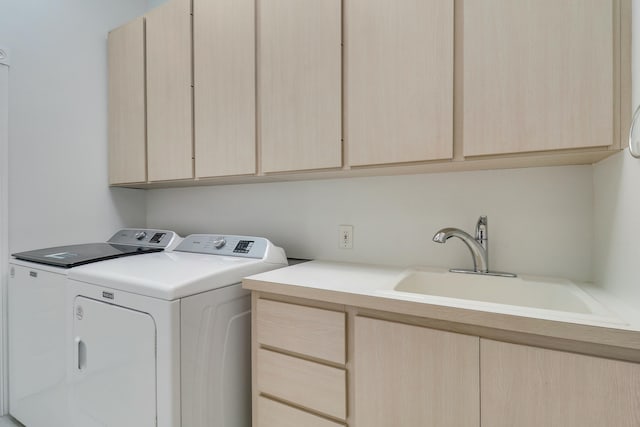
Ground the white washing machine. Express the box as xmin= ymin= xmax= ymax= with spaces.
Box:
xmin=65 ymin=233 xmax=287 ymax=427
xmin=8 ymin=229 xmax=181 ymax=427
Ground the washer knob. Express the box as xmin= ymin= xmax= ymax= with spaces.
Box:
xmin=213 ymin=237 xmax=226 ymax=249
xmin=135 ymin=231 xmax=147 ymax=241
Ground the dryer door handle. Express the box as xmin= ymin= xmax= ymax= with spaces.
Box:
xmin=76 ymin=337 xmax=87 ymax=371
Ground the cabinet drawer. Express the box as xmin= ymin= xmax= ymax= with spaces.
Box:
xmin=257 ymin=396 xmax=344 ymax=427
xmin=256 ymin=299 xmax=345 ymax=364
xmin=256 ymin=348 xmax=346 ymax=420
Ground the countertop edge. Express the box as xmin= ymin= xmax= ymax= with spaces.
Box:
xmin=243 ymin=276 xmax=640 ymax=356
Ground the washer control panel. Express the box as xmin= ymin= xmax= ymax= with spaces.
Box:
xmin=175 ymin=234 xmax=270 ymax=259
xmin=107 ymin=229 xmax=179 ymax=248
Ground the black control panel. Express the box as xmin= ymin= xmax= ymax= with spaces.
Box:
xmin=150 ymin=232 xmax=166 ymax=244
xmin=233 ymin=240 xmax=254 ymax=254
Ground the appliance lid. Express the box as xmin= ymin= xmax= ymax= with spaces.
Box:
xmin=68 ymin=251 xmax=278 ymax=300
xmin=67 ymin=234 xmax=287 ymax=300
xmin=11 ymin=243 xmax=164 ymax=268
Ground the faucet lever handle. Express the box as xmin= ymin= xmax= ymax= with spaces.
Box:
xmin=475 ymin=215 xmax=488 ymax=246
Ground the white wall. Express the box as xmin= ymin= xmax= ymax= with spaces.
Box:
xmin=147 ymin=0 xmax=169 ymax=9
xmin=592 ymin=0 xmax=640 ymax=300
xmin=635 ymin=0 xmax=640 ymax=109
xmin=0 ymin=61 xmax=8 ymax=271
xmin=148 ymin=166 xmax=594 ymax=282
xmin=0 ymin=59 xmax=9 ymax=281
xmin=0 ymin=56 xmax=9 ymax=414
xmin=0 ymin=0 xmax=149 ymax=252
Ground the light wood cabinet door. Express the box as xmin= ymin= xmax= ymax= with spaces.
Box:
xmin=346 ymin=0 xmax=453 ymax=166
xmin=146 ymin=0 xmax=193 ymax=182
xmin=194 ymin=0 xmax=256 ymax=178
xmin=463 ymin=0 xmax=614 ymax=156
xmin=481 ymin=339 xmax=640 ymax=427
xmin=354 ymin=316 xmax=480 ymax=427
xmin=108 ymin=17 xmax=146 ymax=185
xmin=258 ymin=0 xmax=342 ymax=173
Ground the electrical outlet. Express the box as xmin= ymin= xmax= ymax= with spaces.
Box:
xmin=339 ymin=225 xmax=353 ymax=249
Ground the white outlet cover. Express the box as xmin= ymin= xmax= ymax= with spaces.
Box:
xmin=339 ymin=225 xmax=353 ymax=249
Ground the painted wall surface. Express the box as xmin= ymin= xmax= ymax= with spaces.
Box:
xmin=594 ymin=152 xmax=640 ymax=300
xmin=147 ymin=166 xmax=594 ymax=282
xmin=147 ymin=0 xmax=168 ymax=9
xmin=0 ymin=0 xmax=148 ymax=252
xmin=0 ymin=62 xmax=8 ymax=269
xmin=0 ymin=57 xmax=9 ymax=414
xmin=592 ymin=0 xmax=640 ymax=300
xmin=635 ymin=0 xmax=640 ymax=109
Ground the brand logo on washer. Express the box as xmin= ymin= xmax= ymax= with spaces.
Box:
xmin=76 ymin=306 xmax=83 ymax=320
xmin=102 ymin=291 xmax=114 ymax=300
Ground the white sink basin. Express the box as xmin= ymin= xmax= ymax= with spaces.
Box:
xmin=389 ymin=269 xmax=611 ymax=316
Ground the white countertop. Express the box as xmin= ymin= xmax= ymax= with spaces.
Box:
xmin=244 ymin=260 xmax=640 ymax=352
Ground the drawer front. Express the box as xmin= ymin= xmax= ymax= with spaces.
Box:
xmin=256 ymin=299 xmax=345 ymax=364
xmin=257 ymin=396 xmax=345 ymax=427
xmin=257 ymin=348 xmax=347 ymax=420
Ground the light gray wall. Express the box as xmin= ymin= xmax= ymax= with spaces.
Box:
xmin=148 ymin=166 xmax=594 ymax=282
xmin=1 ymin=63 xmax=8 ymax=268
xmin=147 ymin=0 xmax=169 ymax=9
xmin=0 ymin=54 xmax=8 ymax=414
xmin=0 ymin=0 xmax=148 ymax=252
xmin=592 ymin=0 xmax=640 ymax=301
xmin=635 ymin=0 xmax=640 ymax=108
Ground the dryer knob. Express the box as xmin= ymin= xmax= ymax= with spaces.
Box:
xmin=135 ymin=231 xmax=147 ymax=241
xmin=213 ymin=237 xmax=226 ymax=249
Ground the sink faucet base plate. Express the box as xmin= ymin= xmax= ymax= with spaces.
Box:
xmin=449 ymin=269 xmax=517 ymax=278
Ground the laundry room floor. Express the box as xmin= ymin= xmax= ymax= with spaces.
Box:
xmin=0 ymin=416 xmax=22 ymax=426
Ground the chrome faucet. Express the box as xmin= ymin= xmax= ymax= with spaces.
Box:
xmin=433 ymin=216 xmax=516 ymax=278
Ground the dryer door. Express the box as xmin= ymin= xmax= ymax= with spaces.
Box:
xmin=70 ymin=296 xmax=156 ymax=427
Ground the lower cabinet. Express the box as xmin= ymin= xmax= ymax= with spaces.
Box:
xmin=481 ymin=339 xmax=640 ymax=427
xmin=353 ymin=316 xmax=480 ymax=427
xmin=251 ymin=293 xmax=640 ymax=427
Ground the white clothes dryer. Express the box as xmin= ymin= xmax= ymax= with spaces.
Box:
xmin=8 ymin=229 xmax=181 ymax=427
xmin=65 ymin=234 xmax=287 ymax=427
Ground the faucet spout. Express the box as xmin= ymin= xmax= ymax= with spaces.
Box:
xmin=432 ymin=227 xmax=489 ymax=273
xmin=432 ymin=216 xmax=516 ymax=278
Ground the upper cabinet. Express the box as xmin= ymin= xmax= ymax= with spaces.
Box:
xmin=107 ymin=17 xmax=146 ymax=185
xmin=463 ymin=0 xmax=616 ymax=157
xmin=145 ymin=0 xmax=193 ymax=182
xmin=346 ymin=0 xmax=454 ymax=166
xmin=108 ymin=0 xmax=630 ymax=188
xmin=258 ymin=0 xmax=342 ymax=173
xmin=194 ymin=0 xmax=256 ymax=178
